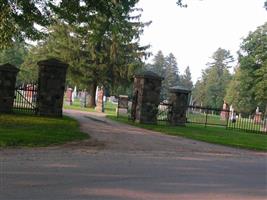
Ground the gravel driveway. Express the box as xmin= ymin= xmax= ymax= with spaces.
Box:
xmin=0 ymin=109 xmax=266 ymax=200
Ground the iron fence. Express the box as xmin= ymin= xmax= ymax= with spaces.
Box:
xmin=186 ymin=105 xmax=267 ymax=134
xmin=157 ymin=103 xmax=172 ymax=122
xmin=186 ymin=105 xmax=230 ymax=127
xmin=124 ymin=101 xmax=267 ymax=134
xmin=227 ymin=112 xmax=267 ymax=134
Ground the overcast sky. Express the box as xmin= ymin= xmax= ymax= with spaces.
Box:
xmin=137 ymin=0 xmax=267 ymax=83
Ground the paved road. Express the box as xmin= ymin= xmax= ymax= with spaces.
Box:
xmin=0 ymin=110 xmax=266 ymax=200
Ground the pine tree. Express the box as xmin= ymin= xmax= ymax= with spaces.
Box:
xmin=192 ymin=48 xmax=233 ymax=108
xmin=20 ymin=1 xmax=149 ymax=107
xmin=150 ymin=51 xmax=166 ymax=76
xmin=163 ymin=53 xmax=180 ymax=99
xmin=180 ymin=66 xmax=193 ymax=90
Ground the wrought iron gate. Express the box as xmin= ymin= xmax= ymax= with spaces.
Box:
xmin=157 ymin=102 xmax=172 ymax=122
xmin=13 ymin=83 xmax=38 ymax=114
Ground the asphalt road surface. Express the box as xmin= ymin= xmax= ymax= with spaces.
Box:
xmin=0 ymin=110 xmax=266 ymax=200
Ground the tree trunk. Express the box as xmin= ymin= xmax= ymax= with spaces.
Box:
xmin=87 ymin=82 xmax=97 ymax=108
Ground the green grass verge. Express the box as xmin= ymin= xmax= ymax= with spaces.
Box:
xmin=63 ymin=99 xmax=96 ymax=112
xmin=0 ymin=114 xmax=88 ymax=147
xmin=63 ymin=99 xmax=118 ymax=115
xmin=107 ymin=115 xmax=267 ymax=151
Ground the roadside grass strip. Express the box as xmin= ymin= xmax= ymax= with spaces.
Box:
xmin=0 ymin=114 xmax=88 ymax=147
xmin=107 ymin=115 xmax=267 ymax=151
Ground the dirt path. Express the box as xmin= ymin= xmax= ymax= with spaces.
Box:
xmin=0 ymin=110 xmax=266 ymax=200
xmin=64 ymin=109 xmax=265 ymax=157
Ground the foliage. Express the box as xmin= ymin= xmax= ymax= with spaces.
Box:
xmin=146 ymin=51 xmax=166 ymax=75
xmin=180 ymin=66 xmax=193 ymax=90
xmin=0 ymin=0 xmax=51 ymax=49
xmin=146 ymin=51 xmax=181 ymax=100
xmin=0 ymin=114 xmax=88 ymax=147
xmin=20 ymin=1 xmax=149 ymax=107
xmin=0 ymin=41 xmax=28 ymax=67
xmin=192 ymin=48 xmax=233 ymax=108
xmin=164 ymin=53 xmax=180 ymax=88
xmin=225 ymin=22 xmax=267 ymax=113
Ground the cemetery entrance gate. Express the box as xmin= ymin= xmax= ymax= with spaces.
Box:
xmin=13 ymin=83 xmax=38 ymax=114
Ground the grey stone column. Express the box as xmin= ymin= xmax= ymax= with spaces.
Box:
xmin=0 ymin=63 xmax=19 ymax=113
xmin=131 ymin=71 xmax=162 ymax=124
xmin=37 ymin=59 xmax=68 ymax=117
xmin=168 ymin=86 xmax=191 ymax=126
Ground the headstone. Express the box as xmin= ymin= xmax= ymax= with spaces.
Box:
xmin=167 ymin=86 xmax=191 ymax=126
xmin=117 ymin=95 xmax=128 ymax=117
xmin=65 ymin=88 xmax=73 ymax=105
xmin=37 ymin=58 xmax=68 ymax=117
xmin=72 ymin=86 xmax=77 ymax=102
xmin=25 ymin=84 xmax=37 ymax=103
xmin=80 ymin=91 xmax=88 ymax=107
xmin=0 ymin=63 xmax=19 ymax=113
xmin=131 ymin=71 xmax=162 ymax=124
xmin=220 ymin=101 xmax=229 ymax=120
xmin=95 ymin=87 xmax=104 ymax=112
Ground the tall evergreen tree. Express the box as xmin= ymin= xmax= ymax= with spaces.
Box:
xmin=192 ymin=48 xmax=233 ymax=108
xmin=145 ymin=51 xmax=180 ymax=100
xmin=20 ymin=1 xmax=148 ymax=107
xmin=163 ymin=53 xmax=180 ymax=99
xmin=180 ymin=66 xmax=193 ymax=90
xmin=149 ymin=51 xmax=166 ymax=76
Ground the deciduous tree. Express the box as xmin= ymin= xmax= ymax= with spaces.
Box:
xmin=225 ymin=22 xmax=267 ymax=113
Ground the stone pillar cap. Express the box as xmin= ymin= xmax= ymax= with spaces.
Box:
xmin=169 ymin=86 xmax=191 ymax=94
xmin=134 ymin=71 xmax=163 ymax=80
xmin=0 ymin=63 xmax=19 ymax=72
xmin=37 ymin=58 xmax=68 ymax=68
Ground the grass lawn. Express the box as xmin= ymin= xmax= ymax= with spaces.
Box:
xmin=107 ymin=115 xmax=267 ymax=151
xmin=64 ymin=99 xmax=96 ymax=112
xmin=64 ymin=98 xmax=118 ymax=115
xmin=0 ymin=114 xmax=88 ymax=147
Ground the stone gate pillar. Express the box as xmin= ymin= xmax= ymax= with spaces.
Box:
xmin=131 ymin=71 xmax=162 ymax=124
xmin=168 ymin=86 xmax=191 ymax=126
xmin=37 ymin=58 xmax=68 ymax=117
xmin=0 ymin=63 xmax=19 ymax=113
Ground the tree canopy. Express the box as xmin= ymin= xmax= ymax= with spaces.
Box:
xmin=225 ymin=22 xmax=267 ymax=113
xmin=145 ymin=51 xmax=193 ymax=101
xmin=192 ymin=48 xmax=233 ymax=108
xmin=19 ymin=1 xmax=149 ymax=107
xmin=0 ymin=0 xmax=51 ymax=49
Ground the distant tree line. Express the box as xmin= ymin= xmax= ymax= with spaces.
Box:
xmin=192 ymin=22 xmax=267 ymax=114
xmin=145 ymin=51 xmax=193 ymax=101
